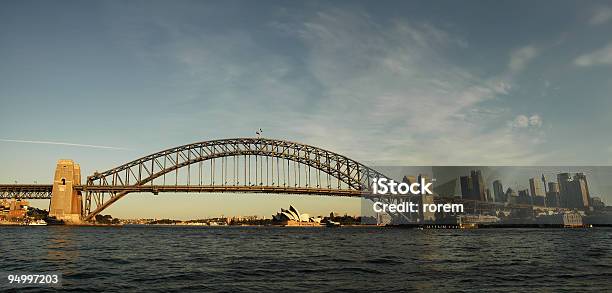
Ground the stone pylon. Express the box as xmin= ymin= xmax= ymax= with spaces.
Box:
xmin=49 ymin=159 xmax=82 ymax=223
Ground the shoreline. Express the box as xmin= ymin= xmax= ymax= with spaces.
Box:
xmin=2 ymin=223 xmax=611 ymax=228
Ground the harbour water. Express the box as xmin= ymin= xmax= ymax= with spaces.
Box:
xmin=1 ymin=226 xmax=611 ymax=292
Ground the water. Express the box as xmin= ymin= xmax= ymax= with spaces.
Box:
xmin=1 ymin=226 xmax=611 ymax=292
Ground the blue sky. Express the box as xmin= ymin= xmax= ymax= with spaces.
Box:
xmin=1 ymin=1 xmax=612 ymax=218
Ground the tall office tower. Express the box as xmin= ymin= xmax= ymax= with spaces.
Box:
xmin=546 ymin=182 xmax=560 ymax=207
xmin=518 ymin=189 xmax=531 ymax=205
xmin=558 ymin=172 xmax=591 ymax=209
xmin=506 ymin=188 xmax=518 ymax=204
xmin=486 ymin=188 xmax=493 ymax=202
xmin=557 ymin=173 xmax=572 ymax=208
xmin=573 ymin=173 xmax=590 ymax=209
xmin=460 ymin=176 xmax=474 ymax=199
xmin=493 ymin=180 xmax=505 ymax=203
xmin=529 ymin=177 xmax=546 ymax=206
xmin=471 ymin=170 xmax=486 ymax=201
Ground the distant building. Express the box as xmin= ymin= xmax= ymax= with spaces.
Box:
xmin=493 ymin=180 xmax=505 ymax=203
xmin=0 ymin=199 xmax=30 ymax=220
xmin=460 ymin=170 xmax=486 ymax=201
xmin=272 ymin=205 xmax=319 ymax=226
xmin=546 ymin=182 xmax=560 ymax=207
xmin=574 ymin=173 xmax=591 ymax=208
xmin=558 ymin=173 xmax=591 ymax=209
xmin=536 ymin=212 xmax=583 ymax=227
xmin=590 ymin=197 xmax=605 ymax=210
xmin=506 ymin=188 xmax=518 ymax=204
xmin=518 ymin=189 xmax=531 ymax=205
xmin=529 ymin=178 xmax=546 ymax=206
xmin=460 ymin=176 xmax=473 ymax=199
xmin=471 ymin=170 xmax=486 ymax=201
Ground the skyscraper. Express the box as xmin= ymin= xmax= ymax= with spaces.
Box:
xmin=574 ymin=173 xmax=590 ymax=208
xmin=460 ymin=170 xmax=486 ymax=201
xmin=460 ymin=175 xmax=473 ymax=199
xmin=493 ymin=180 xmax=505 ymax=203
xmin=529 ymin=177 xmax=546 ymax=206
xmin=518 ymin=189 xmax=531 ymax=205
xmin=506 ymin=188 xmax=518 ymax=204
xmin=557 ymin=173 xmax=572 ymax=208
xmin=573 ymin=173 xmax=590 ymax=209
xmin=471 ymin=170 xmax=486 ymax=201
xmin=546 ymin=182 xmax=560 ymax=207
xmin=558 ymin=172 xmax=591 ymax=209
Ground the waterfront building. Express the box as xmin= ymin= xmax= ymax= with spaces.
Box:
xmin=529 ymin=178 xmax=546 ymax=206
xmin=558 ymin=173 xmax=573 ymax=208
xmin=460 ymin=175 xmax=473 ymax=199
xmin=574 ymin=173 xmax=591 ymax=208
xmin=506 ymin=188 xmax=518 ymax=204
xmin=272 ymin=205 xmax=320 ymax=226
xmin=1 ymin=199 xmax=30 ymax=220
xmin=493 ymin=180 xmax=505 ymax=203
xmin=471 ymin=170 xmax=486 ymax=201
xmin=590 ymin=197 xmax=605 ymax=210
xmin=518 ymin=189 xmax=532 ymax=205
xmin=546 ymin=182 xmax=560 ymax=207
xmin=460 ymin=170 xmax=486 ymax=201
xmin=536 ymin=212 xmax=583 ymax=227
xmin=558 ymin=173 xmax=591 ymax=209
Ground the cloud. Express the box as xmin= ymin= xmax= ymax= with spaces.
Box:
xmin=508 ymin=46 xmax=538 ymax=73
xmin=509 ymin=114 xmax=542 ymax=129
xmin=574 ymin=42 xmax=612 ymax=66
xmin=589 ymin=7 xmax=612 ymax=25
xmin=0 ymin=139 xmax=128 ymax=150
xmin=529 ymin=114 xmax=543 ymax=127
xmin=110 ymin=7 xmax=549 ymax=165
xmin=280 ymin=10 xmax=548 ymax=165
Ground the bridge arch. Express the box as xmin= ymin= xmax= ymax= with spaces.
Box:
xmin=83 ymin=138 xmax=387 ymax=221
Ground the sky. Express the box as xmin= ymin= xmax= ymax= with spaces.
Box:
xmin=1 ymin=1 xmax=612 ymax=218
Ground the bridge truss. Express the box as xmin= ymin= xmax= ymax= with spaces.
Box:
xmin=0 ymin=184 xmax=53 ymax=199
xmin=82 ymin=138 xmax=389 ymax=221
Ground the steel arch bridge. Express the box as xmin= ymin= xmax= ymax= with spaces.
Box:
xmin=81 ymin=138 xmax=389 ymax=221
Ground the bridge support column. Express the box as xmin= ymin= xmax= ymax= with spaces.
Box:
xmin=49 ymin=159 xmax=82 ymax=224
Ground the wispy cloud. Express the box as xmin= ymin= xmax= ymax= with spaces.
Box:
xmin=277 ymin=9 xmax=548 ymax=165
xmin=508 ymin=45 xmax=538 ymax=73
xmin=589 ymin=7 xmax=612 ymax=25
xmin=108 ymin=6 xmax=551 ymax=165
xmin=509 ymin=114 xmax=543 ymax=129
xmin=574 ymin=42 xmax=612 ymax=66
xmin=0 ymin=139 xmax=128 ymax=150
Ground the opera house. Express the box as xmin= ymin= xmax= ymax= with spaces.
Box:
xmin=272 ymin=205 xmax=322 ymax=226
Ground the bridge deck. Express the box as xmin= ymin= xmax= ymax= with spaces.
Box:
xmin=0 ymin=184 xmax=54 ymax=199
xmin=0 ymin=184 xmax=375 ymax=199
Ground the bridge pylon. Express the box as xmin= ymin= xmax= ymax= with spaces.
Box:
xmin=49 ymin=159 xmax=82 ymax=223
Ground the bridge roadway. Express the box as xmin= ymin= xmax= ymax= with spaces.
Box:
xmin=1 ymin=184 xmax=535 ymax=213
xmin=0 ymin=184 xmax=373 ymax=199
xmin=0 ymin=184 xmax=53 ymax=199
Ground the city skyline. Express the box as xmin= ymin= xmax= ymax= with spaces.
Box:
xmin=2 ymin=1 xmax=612 ymax=218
